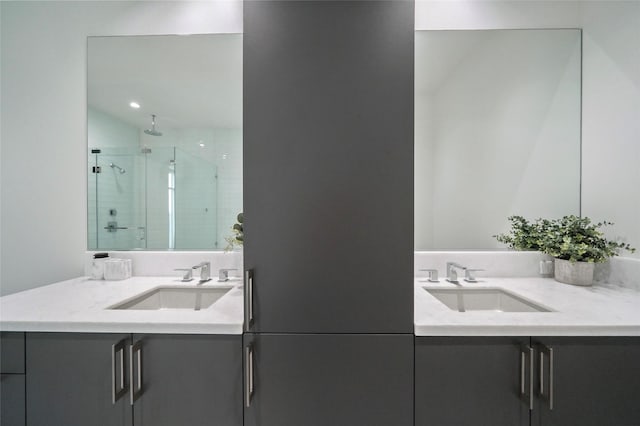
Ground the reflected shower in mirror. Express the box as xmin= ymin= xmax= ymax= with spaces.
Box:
xmin=87 ymin=34 xmax=242 ymax=250
xmin=415 ymin=29 xmax=582 ymax=250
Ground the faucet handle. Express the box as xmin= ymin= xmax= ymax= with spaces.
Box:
xmin=218 ymin=268 xmax=238 ymax=282
xmin=464 ymin=269 xmax=485 ymax=283
xmin=418 ymin=269 xmax=439 ymax=282
xmin=174 ymin=268 xmax=193 ymax=282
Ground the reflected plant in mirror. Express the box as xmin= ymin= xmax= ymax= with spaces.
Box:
xmin=224 ymin=212 xmax=244 ymax=252
xmin=493 ymin=215 xmax=546 ymax=251
xmin=415 ymin=29 xmax=582 ymax=250
xmin=87 ymin=34 xmax=242 ymax=251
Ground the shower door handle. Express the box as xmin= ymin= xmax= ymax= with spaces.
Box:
xmin=104 ymin=221 xmax=128 ymax=232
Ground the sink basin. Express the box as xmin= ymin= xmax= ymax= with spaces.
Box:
xmin=424 ymin=287 xmax=551 ymax=313
xmin=109 ymin=286 xmax=232 ymax=311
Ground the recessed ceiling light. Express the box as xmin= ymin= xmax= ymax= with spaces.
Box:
xmin=130 ymin=101 xmax=140 ymax=109
xmin=199 ymin=143 xmax=205 ymax=147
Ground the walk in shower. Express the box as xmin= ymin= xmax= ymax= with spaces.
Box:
xmin=88 ymin=146 xmax=220 ymax=250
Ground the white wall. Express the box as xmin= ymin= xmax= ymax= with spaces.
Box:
xmin=580 ymin=2 xmax=640 ymax=259
xmin=1 ymin=0 xmax=638 ymax=296
xmin=416 ymin=0 xmax=640 ymax=259
xmin=0 ymin=1 xmax=242 ymax=296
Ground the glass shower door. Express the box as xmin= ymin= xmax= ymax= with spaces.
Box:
xmin=174 ymin=148 xmax=218 ymax=249
xmin=88 ymin=149 xmax=146 ymax=250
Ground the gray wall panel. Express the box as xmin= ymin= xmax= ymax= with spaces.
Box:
xmin=244 ymin=0 xmax=414 ymax=333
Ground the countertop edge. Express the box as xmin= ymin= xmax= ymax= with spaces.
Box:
xmin=0 ymin=321 xmax=243 ymax=335
xmin=414 ymin=325 xmax=640 ymax=337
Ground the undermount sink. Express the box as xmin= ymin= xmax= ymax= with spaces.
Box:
xmin=424 ymin=287 xmax=551 ymax=313
xmin=109 ymin=286 xmax=232 ymax=311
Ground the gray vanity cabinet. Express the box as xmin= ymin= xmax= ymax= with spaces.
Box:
xmin=26 ymin=333 xmax=133 ymax=426
xmin=243 ymin=333 xmax=414 ymax=426
xmin=131 ymin=334 xmax=242 ymax=426
xmin=25 ymin=333 xmax=242 ymax=426
xmin=1 ymin=332 xmax=26 ymax=426
xmin=415 ymin=337 xmax=530 ymax=426
xmin=530 ymin=337 xmax=640 ymax=426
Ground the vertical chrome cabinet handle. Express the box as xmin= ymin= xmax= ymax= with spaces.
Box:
xmin=245 ymin=343 xmax=255 ymax=408
xmin=129 ymin=340 xmax=143 ymax=405
xmin=245 ymin=269 xmax=254 ymax=331
xmin=520 ymin=345 xmax=534 ymax=410
xmin=111 ymin=339 xmax=128 ymax=404
xmin=539 ymin=345 xmax=554 ymax=410
xmin=521 ymin=350 xmax=526 ymax=396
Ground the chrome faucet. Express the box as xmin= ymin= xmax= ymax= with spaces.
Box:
xmin=192 ymin=262 xmax=211 ymax=283
xmin=446 ymin=262 xmax=466 ymax=284
xmin=464 ymin=268 xmax=484 ymax=283
xmin=174 ymin=268 xmax=193 ymax=282
xmin=418 ymin=269 xmax=439 ymax=283
xmin=218 ymin=268 xmax=238 ymax=282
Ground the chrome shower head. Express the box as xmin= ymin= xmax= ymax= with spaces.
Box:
xmin=144 ymin=114 xmax=163 ymax=137
xmin=109 ymin=163 xmax=126 ymax=174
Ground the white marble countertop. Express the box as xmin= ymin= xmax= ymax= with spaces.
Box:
xmin=3 ymin=275 xmax=640 ymax=336
xmin=415 ymin=277 xmax=640 ymax=336
xmin=0 ymin=276 xmax=244 ymax=334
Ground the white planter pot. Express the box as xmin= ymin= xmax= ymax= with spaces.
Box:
xmin=554 ymin=258 xmax=595 ymax=286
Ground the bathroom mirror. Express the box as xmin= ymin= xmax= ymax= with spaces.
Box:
xmin=87 ymin=34 xmax=242 ymax=250
xmin=415 ymin=29 xmax=581 ymax=250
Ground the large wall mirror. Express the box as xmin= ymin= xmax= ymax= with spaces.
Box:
xmin=415 ymin=29 xmax=582 ymax=250
xmin=87 ymin=34 xmax=242 ymax=250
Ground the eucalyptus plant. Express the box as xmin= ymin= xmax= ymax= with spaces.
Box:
xmin=224 ymin=212 xmax=244 ymax=251
xmin=540 ymin=215 xmax=635 ymax=263
xmin=493 ymin=216 xmax=548 ymax=251
xmin=495 ymin=215 xmax=635 ymax=263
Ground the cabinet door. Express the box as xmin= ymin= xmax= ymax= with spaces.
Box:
xmin=244 ymin=0 xmax=415 ymax=334
xmin=1 ymin=374 xmax=25 ymax=426
xmin=415 ymin=337 xmax=530 ymax=426
xmin=26 ymin=333 xmax=132 ymax=426
xmin=243 ymin=333 xmax=413 ymax=426
xmin=1 ymin=332 xmax=25 ymax=374
xmin=531 ymin=337 xmax=640 ymax=426
xmin=132 ymin=334 xmax=242 ymax=426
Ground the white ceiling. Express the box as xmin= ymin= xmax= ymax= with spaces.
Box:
xmin=88 ymin=33 xmax=242 ymax=131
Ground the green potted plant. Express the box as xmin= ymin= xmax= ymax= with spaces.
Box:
xmin=540 ymin=215 xmax=635 ymax=286
xmin=495 ymin=215 xmax=635 ymax=286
